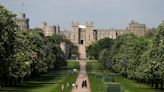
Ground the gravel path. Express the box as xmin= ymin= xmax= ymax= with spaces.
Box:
xmin=71 ymin=45 xmax=91 ymax=92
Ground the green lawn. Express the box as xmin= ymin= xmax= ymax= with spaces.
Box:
xmin=110 ymin=73 xmax=164 ymax=92
xmin=0 ymin=61 xmax=79 ymax=92
xmin=87 ymin=61 xmax=107 ymax=92
xmin=87 ymin=60 xmax=163 ymax=92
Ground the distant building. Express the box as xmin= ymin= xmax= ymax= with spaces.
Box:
xmin=16 ymin=13 xmax=29 ymax=30
xmin=129 ymin=20 xmax=146 ymax=36
xmin=41 ymin=22 xmax=60 ymax=36
xmin=41 ymin=20 xmax=153 ymax=46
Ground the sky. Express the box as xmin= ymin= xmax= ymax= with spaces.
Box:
xmin=1 ymin=0 xmax=164 ymax=30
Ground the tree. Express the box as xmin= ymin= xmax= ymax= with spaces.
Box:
xmin=0 ymin=7 xmax=18 ymax=86
xmin=87 ymin=38 xmax=113 ymax=59
xmin=144 ymin=22 xmax=164 ymax=89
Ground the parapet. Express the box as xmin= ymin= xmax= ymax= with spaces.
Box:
xmin=86 ymin=21 xmax=94 ymax=27
xmin=72 ymin=21 xmax=79 ymax=27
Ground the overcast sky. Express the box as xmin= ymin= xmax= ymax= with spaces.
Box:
xmin=1 ymin=0 xmax=164 ymax=30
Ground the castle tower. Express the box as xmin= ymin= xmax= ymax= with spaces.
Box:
xmin=42 ymin=22 xmax=47 ymax=31
xmin=42 ymin=22 xmax=60 ymax=36
xmin=56 ymin=24 xmax=60 ymax=34
xmin=16 ymin=13 xmax=29 ymax=30
xmin=129 ymin=20 xmax=146 ymax=36
xmin=85 ymin=21 xmax=94 ymax=46
xmin=70 ymin=21 xmax=79 ymax=45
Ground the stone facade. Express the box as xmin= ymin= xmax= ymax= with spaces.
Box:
xmin=41 ymin=20 xmax=147 ymax=46
xmin=16 ymin=13 xmax=29 ymax=30
xmin=68 ymin=21 xmax=95 ymax=45
xmin=129 ymin=20 xmax=146 ymax=36
xmin=41 ymin=22 xmax=60 ymax=36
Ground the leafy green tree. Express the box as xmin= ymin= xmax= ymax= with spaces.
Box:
xmin=0 ymin=7 xmax=18 ymax=86
xmin=87 ymin=38 xmax=113 ymax=59
xmin=9 ymin=30 xmax=32 ymax=85
xmin=143 ymin=22 xmax=164 ymax=89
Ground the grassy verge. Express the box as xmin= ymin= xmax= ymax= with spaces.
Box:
xmin=110 ymin=73 xmax=163 ymax=92
xmin=0 ymin=61 xmax=79 ymax=92
xmin=87 ymin=60 xmax=163 ymax=92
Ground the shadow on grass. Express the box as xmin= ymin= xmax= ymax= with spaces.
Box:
xmin=0 ymin=89 xmax=29 ymax=92
xmin=0 ymin=69 xmax=69 ymax=92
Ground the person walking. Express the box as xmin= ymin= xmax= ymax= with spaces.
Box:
xmin=66 ymin=82 xmax=69 ymax=88
xmin=84 ymin=80 xmax=87 ymax=88
xmin=75 ymin=84 xmax=78 ymax=89
xmin=82 ymin=80 xmax=84 ymax=88
xmin=72 ymin=83 xmax=75 ymax=88
xmin=61 ymin=84 xmax=64 ymax=91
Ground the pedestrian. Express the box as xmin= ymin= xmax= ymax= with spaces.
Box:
xmin=72 ymin=83 xmax=75 ymax=87
xmin=82 ymin=80 xmax=84 ymax=88
xmin=66 ymin=82 xmax=69 ymax=88
xmin=76 ymin=84 xmax=78 ymax=89
xmin=61 ymin=84 xmax=64 ymax=91
xmin=112 ymin=78 xmax=115 ymax=82
xmin=84 ymin=80 xmax=87 ymax=88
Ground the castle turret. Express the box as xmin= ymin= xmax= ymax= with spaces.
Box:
xmin=56 ymin=24 xmax=60 ymax=34
xmin=70 ymin=21 xmax=79 ymax=45
xmin=86 ymin=21 xmax=94 ymax=46
xmin=16 ymin=13 xmax=29 ymax=30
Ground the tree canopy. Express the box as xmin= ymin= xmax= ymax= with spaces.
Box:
xmin=0 ymin=7 xmax=68 ymax=86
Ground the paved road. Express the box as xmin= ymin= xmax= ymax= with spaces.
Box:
xmin=71 ymin=45 xmax=91 ymax=92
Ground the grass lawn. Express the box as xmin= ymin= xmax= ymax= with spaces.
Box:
xmin=87 ymin=60 xmax=163 ymax=92
xmin=87 ymin=61 xmax=107 ymax=92
xmin=0 ymin=61 xmax=79 ymax=92
xmin=109 ymin=73 xmax=164 ymax=92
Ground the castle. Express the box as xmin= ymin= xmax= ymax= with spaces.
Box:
xmin=41 ymin=20 xmax=147 ymax=46
xmin=16 ymin=14 xmax=153 ymax=59
xmin=16 ymin=14 xmax=148 ymax=46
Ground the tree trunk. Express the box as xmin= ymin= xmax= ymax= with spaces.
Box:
xmin=151 ymin=81 xmax=154 ymax=87
xmin=155 ymin=82 xmax=158 ymax=89
xmin=160 ymin=82 xmax=163 ymax=90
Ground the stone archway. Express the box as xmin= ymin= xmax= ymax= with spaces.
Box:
xmin=80 ymin=40 xmax=83 ymax=44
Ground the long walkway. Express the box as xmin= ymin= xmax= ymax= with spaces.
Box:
xmin=71 ymin=45 xmax=91 ymax=92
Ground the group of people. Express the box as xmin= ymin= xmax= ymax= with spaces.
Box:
xmin=82 ymin=80 xmax=87 ymax=88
